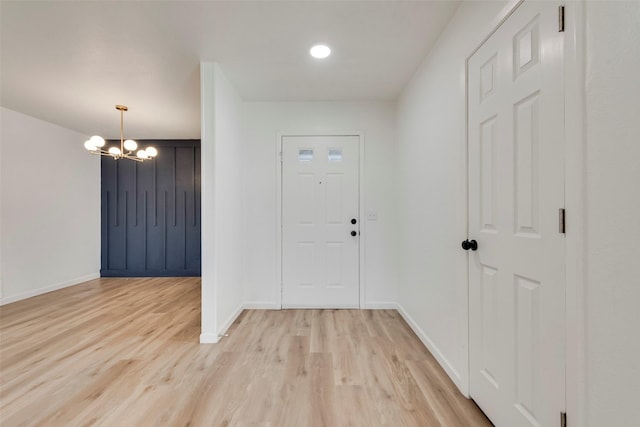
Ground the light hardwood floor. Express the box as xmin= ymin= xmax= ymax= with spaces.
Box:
xmin=0 ymin=277 xmax=491 ymax=426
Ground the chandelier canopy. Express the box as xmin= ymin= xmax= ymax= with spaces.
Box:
xmin=83 ymin=105 xmax=157 ymax=162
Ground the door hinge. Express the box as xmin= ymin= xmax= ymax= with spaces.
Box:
xmin=559 ymin=5 xmax=565 ymax=32
xmin=561 ymin=412 xmax=567 ymax=427
xmin=559 ymin=208 xmax=566 ymax=234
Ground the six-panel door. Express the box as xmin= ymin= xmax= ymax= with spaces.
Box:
xmin=281 ymin=135 xmax=360 ymax=308
xmin=468 ymin=2 xmax=565 ymax=426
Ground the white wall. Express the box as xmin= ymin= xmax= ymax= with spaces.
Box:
xmin=0 ymin=107 xmax=100 ymax=304
xmin=242 ymin=102 xmax=397 ymax=308
xmin=213 ymin=64 xmax=245 ymax=336
xmin=395 ymin=1 xmax=640 ymax=424
xmin=200 ymin=63 xmax=245 ymax=343
xmin=394 ymin=0 xmax=506 ymax=392
xmin=583 ymin=2 xmax=640 ymax=425
xmin=0 ymin=111 xmax=3 ymax=300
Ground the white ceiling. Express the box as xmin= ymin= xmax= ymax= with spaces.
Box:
xmin=1 ymin=1 xmax=460 ymax=139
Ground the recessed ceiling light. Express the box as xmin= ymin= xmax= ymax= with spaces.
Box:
xmin=310 ymin=44 xmax=331 ymax=59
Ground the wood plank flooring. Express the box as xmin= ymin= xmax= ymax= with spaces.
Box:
xmin=0 ymin=277 xmax=491 ymax=426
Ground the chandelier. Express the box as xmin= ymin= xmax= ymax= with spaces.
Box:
xmin=83 ymin=105 xmax=157 ymax=162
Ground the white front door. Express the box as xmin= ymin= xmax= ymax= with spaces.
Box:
xmin=468 ymin=2 xmax=565 ymax=426
xmin=281 ymin=135 xmax=360 ymax=308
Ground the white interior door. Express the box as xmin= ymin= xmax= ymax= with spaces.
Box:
xmin=468 ymin=2 xmax=565 ymax=426
xmin=281 ymin=135 xmax=360 ymax=308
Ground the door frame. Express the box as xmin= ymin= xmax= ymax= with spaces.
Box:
xmin=276 ymin=131 xmax=365 ymax=309
xmin=463 ymin=1 xmax=586 ymax=425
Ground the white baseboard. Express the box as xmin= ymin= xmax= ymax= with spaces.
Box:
xmin=199 ymin=333 xmax=219 ymax=344
xmin=243 ymin=302 xmax=281 ymax=310
xmin=396 ymin=303 xmax=464 ymax=394
xmin=200 ymin=302 xmax=269 ymax=344
xmin=282 ymin=304 xmax=359 ymax=309
xmin=241 ymin=302 xmax=398 ymax=310
xmin=0 ymin=273 xmax=100 ymax=306
xmin=217 ymin=303 xmax=244 ymax=338
xmin=363 ymin=301 xmax=398 ymax=309
xmin=242 ymin=302 xmax=398 ymax=310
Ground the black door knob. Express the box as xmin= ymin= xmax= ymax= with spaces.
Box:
xmin=351 ymin=218 xmax=357 ymax=224
xmin=351 ymin=231 xmax=357 ymax=237
xmin=461 ymin=239 xmax=478 ymax=251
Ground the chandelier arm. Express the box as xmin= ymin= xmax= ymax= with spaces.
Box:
xmin=89 ymin=149 xmax=107 ymax=155
xmin=89 ymin=151 xmax=111 ymax=157
xmin=122 ymin=154 xmax=144 ymax=162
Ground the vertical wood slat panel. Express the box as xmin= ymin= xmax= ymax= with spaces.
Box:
xmin=115 ymin=161 xmax=119 ymax=227
xmin=104 ymin=191 xmax=110 ymax=270
xmin=164 ymin=190 xmax=168 ymax=270
xmin=154 ymin=160 xmax=158 ymax=227
xmin=134 ymin=162 xmax=138 ymax=227
xmin=193 ymin=148 xmax=197 ymax=226
xmin=144 ymin=191 xmax=148 ymax=271
xmin=101 ymin=158 xmax=111 ymax=273
xmin=124 ymin=191 xmax=128 ymax=270
xmin=174 ymin=147 xmax=177 ymax=227
xmin=101 ymin=140 xmax=201 ymax=277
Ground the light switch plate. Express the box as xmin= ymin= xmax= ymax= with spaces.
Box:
xmin=367 ymin=211 xmax=378 ymax=221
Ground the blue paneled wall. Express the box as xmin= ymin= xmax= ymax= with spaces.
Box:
xmin=101 ymin=140 xmax=201 ymax=276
